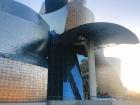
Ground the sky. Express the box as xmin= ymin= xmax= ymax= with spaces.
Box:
xmin=15 ymin=0 xmax=140 ymax=39
xmin=87 ymin=0 xmax=140 ymax=39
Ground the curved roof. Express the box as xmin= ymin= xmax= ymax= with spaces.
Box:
xmin=0 ymin=0 xmax=49 ymax=60
xmin=0 ymin=0 xmax=45 ymax=25
xmin=61 ymin=22 xmax=139 ymax=46
xmin=45 ymin=0 xmax=68 ymax=13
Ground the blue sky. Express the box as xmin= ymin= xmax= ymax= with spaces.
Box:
xmin=87 ymin=0 xmax=140 ymax=39
xmin=15 ymin=0 xmax=140 ymax=39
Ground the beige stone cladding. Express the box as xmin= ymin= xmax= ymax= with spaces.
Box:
xmin=80 ymin=58 xmax=127 ymax=98
xmin=65 ymin=0 xmax=95 ymax=30
xmin=96 ymin=65 xmax=126 ymax=98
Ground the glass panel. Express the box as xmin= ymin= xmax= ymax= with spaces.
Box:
xmin=63 ymin=81 xmax=75 ymax=100
xmin=71 ymin=65 xmax=84 ymax=99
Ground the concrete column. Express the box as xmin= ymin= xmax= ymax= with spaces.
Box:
xmin=88 ymin=41 xmax=97 ymax=100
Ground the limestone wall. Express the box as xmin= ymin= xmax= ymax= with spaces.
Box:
xmin=65 ymin=0 xmax=95 ymax=30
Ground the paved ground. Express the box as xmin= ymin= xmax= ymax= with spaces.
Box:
xmin=0 ymin=103 xmax=47 ymax=105
xmin=0 ymin=99 xmax=140 ymax=105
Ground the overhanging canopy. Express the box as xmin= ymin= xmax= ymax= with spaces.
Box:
xmin=61 ymin=22 xmax=139 ymax=47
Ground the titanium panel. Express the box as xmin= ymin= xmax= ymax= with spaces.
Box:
xmin=0 ymin=57 xmax=48 ymax=102
xmin=0 ymin=0 xmax=49 ymax=58
xmin=41 ymin=5 xmax=68 ymax=34
xmin=0 ymin=0 xmax=44 ymax=25
xmin=0 ymin=0 xmax=49 ymax=103
xmin=45 ymin=0 xmax=68 ymax=13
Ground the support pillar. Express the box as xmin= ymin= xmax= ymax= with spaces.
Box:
xmin=88 ymin=41 xmax=97 ymax=100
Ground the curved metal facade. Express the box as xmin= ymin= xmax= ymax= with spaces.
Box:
xmin=45 ymin=0 xmax=68 ymax=13
xmin=41 ymin=5 xmax=68 ymax=34
xmin=0 ymin=0 xmax=46 ymax=26
xmin=0 ymin=0 xmax=139 ymax=102
xmin=0 ymin=0 xmax=49 ymax=58
xmin=0 ymin=0 xmax=49 ymax=102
